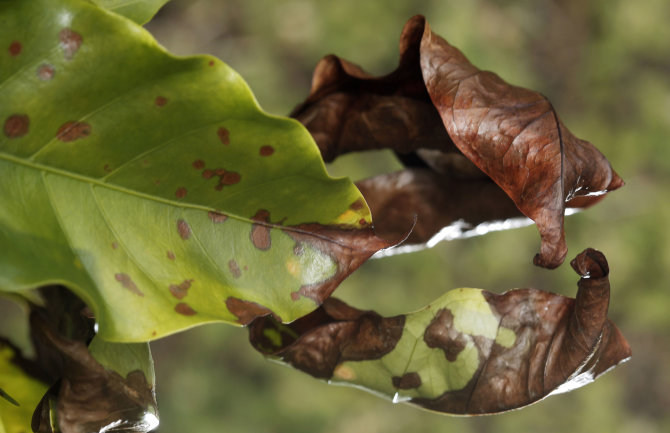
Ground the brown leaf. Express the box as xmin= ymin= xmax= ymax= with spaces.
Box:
xmin=16 ymin=287 xmax=158 ymax=433
xmin=355 ymin=168 xmax=523 ymax=246
xmin=248 ymin=249 xmax=631 ymax=414
xmin=291 ymin=15 xmax=622 ymax=268
xmin=30 ymin=310 xmax=157 ymax=433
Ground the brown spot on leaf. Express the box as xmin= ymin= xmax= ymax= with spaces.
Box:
xmin=166 ymin=250 xmax=176 ymax=260
xmin=259 ymin=145 xmax=275 ymax=156
xmin=155 ymin=96 xmax=167 ymax=106
xmin=192 ymin=159 xmax=205 ymax=170
xmin=392 ymin=372 xmax=422 ymax=389
xmin=221 ymin=171 xmax=241 ymax=185
xmin=250 ymin=209 xmax=272 ymax=250
xmin=114 ymin=273 xmax=144 ymax=297
xmin=152 ymin=331 xmax=157 ymax=337
xmin=217 ymin=127 xmax=230 ymax=145
xmin=225 ymin=297 xmax=279 ymax=325
xmin=424 ymin=309 xmax=468 ymax=362
xmin=56 ymin=121 xmax=91 ymax=142
xmin=228 ymin=260 xmax=242 ymax=279
xmin=177 ymin=219 xmax=191 ymax=240
xmin=175 ymin=187 xmax=187 ymax=199
xmin=249 ymin=298 xmax=405 ymax=377
xmin=111 ymin=242 xmax=118 ymax=250
xmin=350 ymin=199 xmax=365 ymax=211
xmin=202 ymin=169 xmax=214 ymax=179
xmin=291 ymin=292 xmax=301 ymax=301
xmin=4 ymin=114 xmax=29 ymax=138
xmin=103 ymin=164 xmax=112 ymax=172
xmin=169 ymin=279 xmax=193 ymax=300
xmin=174 ymin=302 xmax=196 ymax=316
xmin=37 ymin=64 xmax=55 ymax=81
xmin=208 ymin=60 xmax=215 ymax=66
xmin=358 ymin=218 xmax=367 ymax=226
xmin=208 ymin=211 xmax=228 ymax=223
xmin=8 ymin=41 xmax=21 ymax=56
xmin=59 ymin=28 xmax=82 ymax=60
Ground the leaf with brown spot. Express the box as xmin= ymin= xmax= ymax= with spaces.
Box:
xmin=0 ymin=0 xmax=390 ymax=343
xmin=249 ymin=249 xmax=630 ymax=414
xmin=291 ymin=15 xmax=622 ymax=268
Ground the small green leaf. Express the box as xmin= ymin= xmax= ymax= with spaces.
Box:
xmin=0 ymin=344 xmax=49 ymax=433
xmin=90 ymin=0 xmax=170 ymax=25
xmin=0 ymin=0 xmax=387 ymax=342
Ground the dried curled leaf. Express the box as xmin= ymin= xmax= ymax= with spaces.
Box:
xmin=292 ymin=15 xmax=622 ymax=268
xmin=30 ymin=315 xmax=158 ymax=433
xmin=249 ymin=249 xmax=630 ymax=414
xmin=6 ymin=288 xmax=159 ymax=433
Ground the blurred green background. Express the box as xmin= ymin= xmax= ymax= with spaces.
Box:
xmin=143 ymin=0 xmax=670 ymax=432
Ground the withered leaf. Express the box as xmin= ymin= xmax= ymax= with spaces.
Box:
xmin=248 ymin=249 xmax=631 ymax=414
xmin=292 ymin=15 xmax=622 ymax=268
xmin=18 ymin=288 xmax=158 ymax=433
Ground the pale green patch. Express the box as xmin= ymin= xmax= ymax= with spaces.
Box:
xmin=495 ymin=326 xmax=517 ymax=348
xmin=262 ymin=328 xmax=283 ymax=348
xmin=443 ymin=288 xmax=499 ymax=339
xmin=328 ymin=288 xmax=506 ymax=401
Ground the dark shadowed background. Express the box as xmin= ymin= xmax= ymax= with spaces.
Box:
xmin=4 ymin=0 xmax=668 ymax=432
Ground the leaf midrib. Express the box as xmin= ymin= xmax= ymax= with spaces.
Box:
xmin=0 ymin=150 xmax=363 ymax=249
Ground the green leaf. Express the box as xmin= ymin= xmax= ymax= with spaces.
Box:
xmin=0 ymin=343 xmax=49 ymax=433
xmin=249 ymin=249 xmax=631 ymax=414
xmin=89 ymin=337 xmax=155 ymax=389
xmin=0 ymin=0 xmax=387 ymax=342
xmin=90 ymin=0 xmax=170 ymax=25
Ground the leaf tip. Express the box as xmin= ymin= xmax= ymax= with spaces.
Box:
xmin=570 ymin=248 xmax=609 ymax=278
